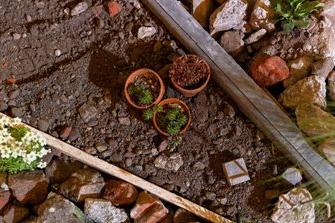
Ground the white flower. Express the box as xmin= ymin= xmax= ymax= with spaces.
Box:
xmin=0 ymin=116 xmax=51 ymax=172
xmin=37 ymin=161 xmax=47 ymax=168
xmin=25 ymin=152 xmax=37 ymax=163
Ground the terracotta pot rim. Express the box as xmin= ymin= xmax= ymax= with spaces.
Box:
xmin=153 ymin=98 xmax=192 ymax=137
xmin=170 ymin=54 xmax=211 ymax=97
xmin=124 ymin=68 xmax=165 ymax=110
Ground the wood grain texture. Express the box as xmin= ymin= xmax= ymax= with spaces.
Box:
xmin=140 ymin=0 xmax=335 ymax=195
xmin=0 ymin=112 xmax=232 ymax=223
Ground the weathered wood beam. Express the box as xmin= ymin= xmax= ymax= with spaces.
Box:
xmin=140 ymin=0 xmax=335 ymax=195
xmin=0 ymin=113 xmax=233 ymax=223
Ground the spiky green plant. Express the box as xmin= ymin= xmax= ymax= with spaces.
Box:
xmin=142 ymin=105 xmax=163 ymax=121
xmin=158 ymin=104 xmax=188 ymax=136
xmin=274 ymin=0 xmax=324 ymax=31
xmin=128 ymin=84 xmax=153 ymax=105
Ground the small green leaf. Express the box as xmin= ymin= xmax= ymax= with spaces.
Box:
xmin=274 ymin=0 xmax=324 ymax=31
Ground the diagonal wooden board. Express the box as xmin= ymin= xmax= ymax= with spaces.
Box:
xmin=140 ymin=0 xmax=335 ymax=196
xmin=0 ymin=113 xmax=233 ymax=223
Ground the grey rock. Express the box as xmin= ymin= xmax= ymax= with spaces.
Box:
xmin=55 ymin=49 xmax=62 ymax=57
xmin=37 ymin=192 xmax=89 ymax=223
xmin=220 ymin=30 xmax=244 ymax=56
xmin=8 ymin=90 xmax=20 ymax=99
xmin=154 ymin=153 xmax=184 ymax=172
xmin=138 ymin=26 xmax=157 ymax=39
xmin=244 ymin=29 xmax=267 ymax=45
xmin=10 ymin=107 xmax=24 ymax=117
xmin=79 ymin=103 xmax=98 ymax=123
xmin=84 ymin=198 xmax=128 ymax=223
xmin=118 ymin=117 xmax=130 ymax=126
xmin=281 ymin=167 xmax=302 ymax=185
xmin=71 ymin=2 xmax=89 ymax=16
xmin=271 ymin=188 xmax=315 ymax=223
xmin=209 ymin=0 xmax=247 ymax=35
xmin=158 ymin=140 xmax=169 ymax=152
xmin=311 ymin=58 xmax=335 ymax=78
xmin=38 ymin=119 xmax=50 ymax=132
xmin=0 ymin=101 xmax=8 ymax=111
xmin=96 ymin=144 xmax=107 ymax=153
xmin=13 ymin=33 xmax=21 ymax=40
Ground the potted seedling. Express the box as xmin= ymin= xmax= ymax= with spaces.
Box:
xmin=169 ymin=55 xmax=211 ymax=97
xmin=144 ymin=98 xmax=191 ymax=137
xmin=125 ymin=68 xmax=165 ymax=109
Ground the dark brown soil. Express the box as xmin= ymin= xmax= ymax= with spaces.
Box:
xmin=0 ymin=0 xmax=293 ymax=222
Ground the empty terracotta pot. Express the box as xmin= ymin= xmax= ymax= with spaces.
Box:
xmin=170 ymin=55 xmax=211 ymax=97
xmin=153 ymin=98 xmax=192 ymax=137
xmin=124 ymin=68 xmax=165 ymax=110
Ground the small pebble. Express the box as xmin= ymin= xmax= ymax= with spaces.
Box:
xmin=55 ymin=49 xmax=62 ymax=57
xmin=13 ymin=33 xmax=21 ymax=40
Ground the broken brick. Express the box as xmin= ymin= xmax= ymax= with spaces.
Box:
xmin=6 ymin=78 xmax=16 ymax=85
xmin=108 ymin=1 xmax=122 ymax=17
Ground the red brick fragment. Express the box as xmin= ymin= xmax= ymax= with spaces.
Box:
xmin=60 ymin=126 xmax=72 ymax=140
xmin=108 ymin=1 xmax=122 ymax=17
xmin=6 ymin=78 xmax=16 ymax=85
xmin=250 ymin=55 xmax=290 ymax=87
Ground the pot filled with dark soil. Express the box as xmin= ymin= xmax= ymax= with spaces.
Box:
xmin=152 ymin=98 xmax=191 ymax=136
xmin=169 ymin=55 xmax=211 ymax=97
xmin=125 ymin=68 xmax=165 ymax=109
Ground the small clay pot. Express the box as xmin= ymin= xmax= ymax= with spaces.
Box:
xmin=170 ymin=55 xmax=211 ymax=97
xmin=153 ymin=98 xmax=192 ymax=137
xmin=124 ymin=68 xmax=165 ymax=110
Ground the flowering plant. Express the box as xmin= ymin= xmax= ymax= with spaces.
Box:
xmin=0 ymin=116 xmax=50 ymax=174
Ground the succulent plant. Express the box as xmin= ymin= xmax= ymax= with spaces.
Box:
xmin=142 ymin=105 xmax=163 ymax=121
xmin=157 ymin=104 xmax=188 ymax=136
xmin=128 ymin=83 xmax=154 ymax=105
xmin=274 ymin=0 xmax=324 ymax=31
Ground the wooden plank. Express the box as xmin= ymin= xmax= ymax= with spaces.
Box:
xmin=0 ymin=112 xmax=233 ymax=223
xmin=140 ymin=0 xmax=335 ymax=195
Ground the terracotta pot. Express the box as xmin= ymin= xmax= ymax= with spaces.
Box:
xmin=124 ymin=68 xmax=165 ymax=110
xmin=153 ymin=98 xmax=192 ymax=137
xmin=170 ymin=55 xmax=211 ymax=97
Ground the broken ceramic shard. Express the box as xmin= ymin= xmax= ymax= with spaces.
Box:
xmin=222 ymin=158 xmax=250 ymax=186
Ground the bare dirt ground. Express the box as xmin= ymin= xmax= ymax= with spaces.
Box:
xmin=0 ymin=0 xmax=291 ymax=222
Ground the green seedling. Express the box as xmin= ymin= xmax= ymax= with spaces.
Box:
xmin=158 ymin=104 xmax=188 ymax=136
xmin=142 ymin=105 xmax=163 ymax=121
xmin=274 ymin=0 xmax=324 ymax=31
xmin=128 ymin=83 xmax=153 ymax=105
